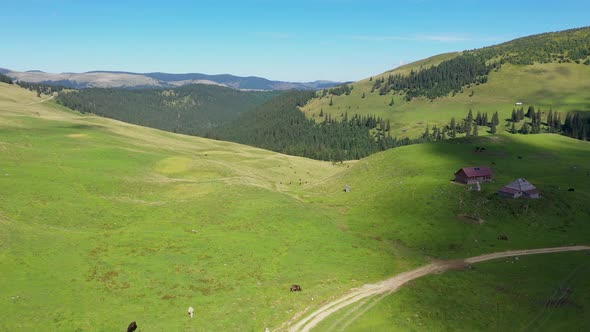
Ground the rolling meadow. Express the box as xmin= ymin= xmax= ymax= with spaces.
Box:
xmin=2 ymin=83 xmax=590 ymax=330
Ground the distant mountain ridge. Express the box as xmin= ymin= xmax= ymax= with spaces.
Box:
xmin=0 ymin=68 xmax=343 ymax=90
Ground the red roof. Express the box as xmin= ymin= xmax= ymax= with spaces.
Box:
xmin=455 ymin=166 xmax=493 ymax=178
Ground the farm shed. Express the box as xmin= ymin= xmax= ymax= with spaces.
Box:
xmin=454 ymin=166 xmax=493 ymax=185
xmin=498 ymin=178 xmax=539 ymax=199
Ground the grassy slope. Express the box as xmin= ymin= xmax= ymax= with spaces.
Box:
xmin=1 ymin=83 xmax=590 ymax=330
xmin=302 ymin=59 xmax=590 ymax=139
xmin=0 ymin=84 xmax=363 ymax=331
xmin=316 ymin=252 xmax=590 ymax=331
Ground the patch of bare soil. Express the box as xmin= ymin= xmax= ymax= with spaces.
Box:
xmin=66 ymin=133 xmax=88 ymax=138
xmin=457 ymin=213 xmax=485 ymax=224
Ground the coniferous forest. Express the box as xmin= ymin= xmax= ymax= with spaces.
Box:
xmin=372 ymin=27 xmax=590 ymax=100
xmin=56 ymin=85 xmax=280 ymax=135
xmin=211 ymin=90 xmax=424 ymax=161
xmin=0 ymin=73 xmax=13 ymax=84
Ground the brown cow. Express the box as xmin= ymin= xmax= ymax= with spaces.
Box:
xmin=290 ymin=284 xmax=302 ymax=292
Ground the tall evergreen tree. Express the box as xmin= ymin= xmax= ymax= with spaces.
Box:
xmin=520 ymin=122 xmax=530 ymax=134
xmin=526 ymin=105 xmax=535 ymax=118
xmin=464 ymin=119 xmax=472 ymax=137
xmin=492 ymin=111 xmax=500 ymax=126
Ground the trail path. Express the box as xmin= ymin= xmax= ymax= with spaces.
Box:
xmin=286 ymin=245 xmax=590 ymax=332
xmin=26 ymin=94 xmax=54 ymax=105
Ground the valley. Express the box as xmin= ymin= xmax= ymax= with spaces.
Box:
xmin=2 ymin=7 xmax=590 ymax=330
xmin=1 ymin=81 xmax=589 ymax=331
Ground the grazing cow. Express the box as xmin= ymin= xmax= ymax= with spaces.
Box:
xmin=497 ymin=234 xmax=509 ymax=241
xmin=188 ymin=306 xmax=195 ymax=318
xmin=290 ymin=284 xmax=302 ymax=292
xmin=568 ymin=188 xmax=575 ymax=192
xmin=127 ymin=321 xmax=137 ymax=332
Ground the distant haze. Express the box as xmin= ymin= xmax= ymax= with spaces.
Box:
xmin=2 ymin=69 xmax=343 ymax=90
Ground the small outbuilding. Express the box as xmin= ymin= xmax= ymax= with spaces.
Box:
xmin=498 ymin=178 xmax=539 ymax=199
xmin=454 ymin=166 xmax=493 ymax=185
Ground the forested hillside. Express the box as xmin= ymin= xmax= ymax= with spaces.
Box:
xmin=373 ymin=27 xmax=590 ymax=100
xmin=212 ymin=91 xmax=423 ymax=161
xmin=303 ymin=27 xmax=590 ymax=140
xmin=56 ymin=84 xmax=280 ymax=135
xmin=0 ymin=73 xmax=13 ymax=84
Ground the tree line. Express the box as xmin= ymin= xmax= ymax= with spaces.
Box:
xmin=322 ymin=84 xmax=353 ymax=96
xmin=368 ymin=27 xmax=590 ymax=100
xmin=16 ymin=81 xmax=67 ymax=96
xmin=55 ymin=84 xmax=280 ymax=135
xmin=373 ymin=54 xmax=493 ymax=100
xmin=441 ymin=105 xmax=590 ymax=142
xmin=0 ymin=73 xmax=13 ymax=84
xmin=210 ymin=90 xmax=427 ymax=161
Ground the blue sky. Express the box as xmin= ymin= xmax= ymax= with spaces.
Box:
xmin=1 ymin=0 xmax=589 ymax=81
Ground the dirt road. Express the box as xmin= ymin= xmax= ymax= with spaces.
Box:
xmin=286 ymin=246 xmax=590 ymax=332
xmin=26 ymin=94 xmax=54 ymax=105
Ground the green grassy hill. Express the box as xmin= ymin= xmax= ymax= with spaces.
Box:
xmin=316 ymin=251 xmax=590 ymax=331
xmin=302 ymin=27 xmax=590 ymax=139
xmin=1 ymin=83 xmax=589 ymax=331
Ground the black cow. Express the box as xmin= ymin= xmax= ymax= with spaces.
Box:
xmin=568 ymin=188 xmax=575 ymax=192
xmin=127 ymin=321 xmax=137 ymax=332
xmin=290 ymin=284 xmax=302 ymax=292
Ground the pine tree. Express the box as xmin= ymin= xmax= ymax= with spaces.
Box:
xmin=465 ymin=119 xmax=472 ymax=137
xmin=475 ymin=112 xmax=482 ymax=126
xmin=450 ymin=117 xmax=457 ymax=138
xmin=361 ymin=92 xmax=366 ymax=98
xmin=386 ymin=119 xmax=391 ymax=132
xmin=510 ymin=122 xmax=517 ymax=134
xmin=473 ymin=124 xmax=479 ymax=137
xmin=517 ymin=107 xmax=525 ymax=121
xmin=423 ymin=125 xmax=431 ymax=140
xmin=329 ymin=96 xmax=333 ymax=106
xmin=490 ymin=122 xmax=497 ymax=134
xmin=492 ymin=111 xmax=500 ymax=126
xmin=389 ymin=98 xmax=394 ymax=106
xmin=520 ymin=122 xmax=530 ymax=134
xmin=526 ymin=106 xmax=535 ymax=118
xmin=319 ymin=108 xmax=324 ymax=117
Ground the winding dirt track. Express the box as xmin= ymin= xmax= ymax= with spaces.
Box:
xmin=286 ymin=246 xmax=590 ymax=332
xmin=26 ymin=94 xmax=54 ymax=105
